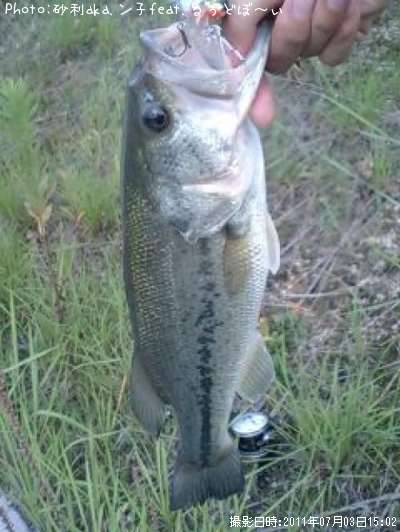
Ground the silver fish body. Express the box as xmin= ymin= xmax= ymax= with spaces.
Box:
xmin=122 ymin=21 xmax=280 ymax=510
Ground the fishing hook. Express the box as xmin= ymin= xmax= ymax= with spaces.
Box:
xmin=166 ymin=23 xmax=191 ymax=58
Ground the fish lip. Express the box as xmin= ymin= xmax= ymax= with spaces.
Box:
xmin=140 ymin=24 xmax=238 ymax=74
xmin=139 ymin=21 xmax=272 ymax=97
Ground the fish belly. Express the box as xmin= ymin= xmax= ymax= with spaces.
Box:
xmin=123 ymin=184 xmax=269 ymax=509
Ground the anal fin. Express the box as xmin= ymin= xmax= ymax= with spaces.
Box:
xmin=129 ymin=354 xmax=166 ymax=436
xmin=238 ymin=334 xmax=275 ymax=402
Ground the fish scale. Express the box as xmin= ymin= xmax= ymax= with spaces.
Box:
xmin=121 ymin=20 xmax=279 ymax=510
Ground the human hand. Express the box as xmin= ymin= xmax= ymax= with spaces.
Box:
xmin=223 ymin=0 xmax=387 ymax=127
xmin=359 ymin=0 xmax=387 ymax=33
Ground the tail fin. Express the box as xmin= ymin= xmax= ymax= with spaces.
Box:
xmin=170 ymin=446 xmax=244 ymax=511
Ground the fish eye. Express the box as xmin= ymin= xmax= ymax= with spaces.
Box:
xmin=142 ymin=104 xmax=170 ymax=132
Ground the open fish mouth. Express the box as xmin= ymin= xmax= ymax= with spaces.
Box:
xmin=139 ymin=20 xmax=272 ymax=100
xmin=131 ymin=20 xmax=273 ymax=243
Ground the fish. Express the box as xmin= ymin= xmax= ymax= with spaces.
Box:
xmin=121 ymin=19 xmax=280 ymax=510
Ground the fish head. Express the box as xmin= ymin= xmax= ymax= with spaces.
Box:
xmin=124 ymin=22 xmax=271 ymax=242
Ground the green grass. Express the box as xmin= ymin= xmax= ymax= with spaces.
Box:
xmin=46 ymin=12 xmax=97 ymax=57
xmin=0 ymin=77 xmax=60 ymax=231
xmin=96 ymin=17 xmax=120 ymax=58
xmin=60 ymin=168 xmax=119 ymax=232
xmin=0 ymin=227 xmax=30 ymax=304
xmin=0 ymin=78 xmax=38 ymax=164
xmin=283 ymin=363 xmax=399 ymax=475
xmin=0 ymin=4 xmax=400 ymax=531
xmin=318 ymin=66 xmax=390 ymax=129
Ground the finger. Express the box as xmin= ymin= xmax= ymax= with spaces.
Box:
xmin=249 ymin=76 xmax=276 ymax=127
xmin=223 ymin=0 xmax=284 ymax=55
xmin=319 ymin=0 xmax=360 ymax=66
xmin=266 ymin=0 xmax=316 ymax=74
xmin=359 ymin=17 xmax=372 ymax=34
xmin=360 ymin=0 xmax=387 ymax=18
xmin=302 ymin=0 xmax=351 ymax=57
xmin=359 ymin=0 xmax=387 ymax=33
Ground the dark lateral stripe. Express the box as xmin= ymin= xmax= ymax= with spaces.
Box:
xmin=196 ymin=239 xmax=224 ymax=467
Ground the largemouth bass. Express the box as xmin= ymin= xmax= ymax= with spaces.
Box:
xmin=122 ymin=20 xmax=280 ymax=510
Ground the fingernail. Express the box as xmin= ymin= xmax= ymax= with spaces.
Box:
xmin=290 ymin=0 xmax=315 ymax=18
xmin=327 ymin=0 xmax=348 ymax=10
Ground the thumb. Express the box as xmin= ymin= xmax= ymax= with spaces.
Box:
xmin=223 ymin=0 xmax=283 ymax=54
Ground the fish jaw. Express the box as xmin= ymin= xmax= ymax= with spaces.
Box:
xmin=140 ymin=20 xmax=272 ymax=120
xmin=125 ymin=22 xmax=272 ymax=244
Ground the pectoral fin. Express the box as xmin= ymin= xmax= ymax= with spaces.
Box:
xmin=129 ymin=353 xmax=167 ymax=436
xmin=266 ymin=212 xmax=280 ymax=275
xmin=223 ymin=233 xmax=251 ymax=296
xmin=222 ymin=195 xmax=255 ymax=295
xmin=238 ymin=334 xmax=275 ymax=402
